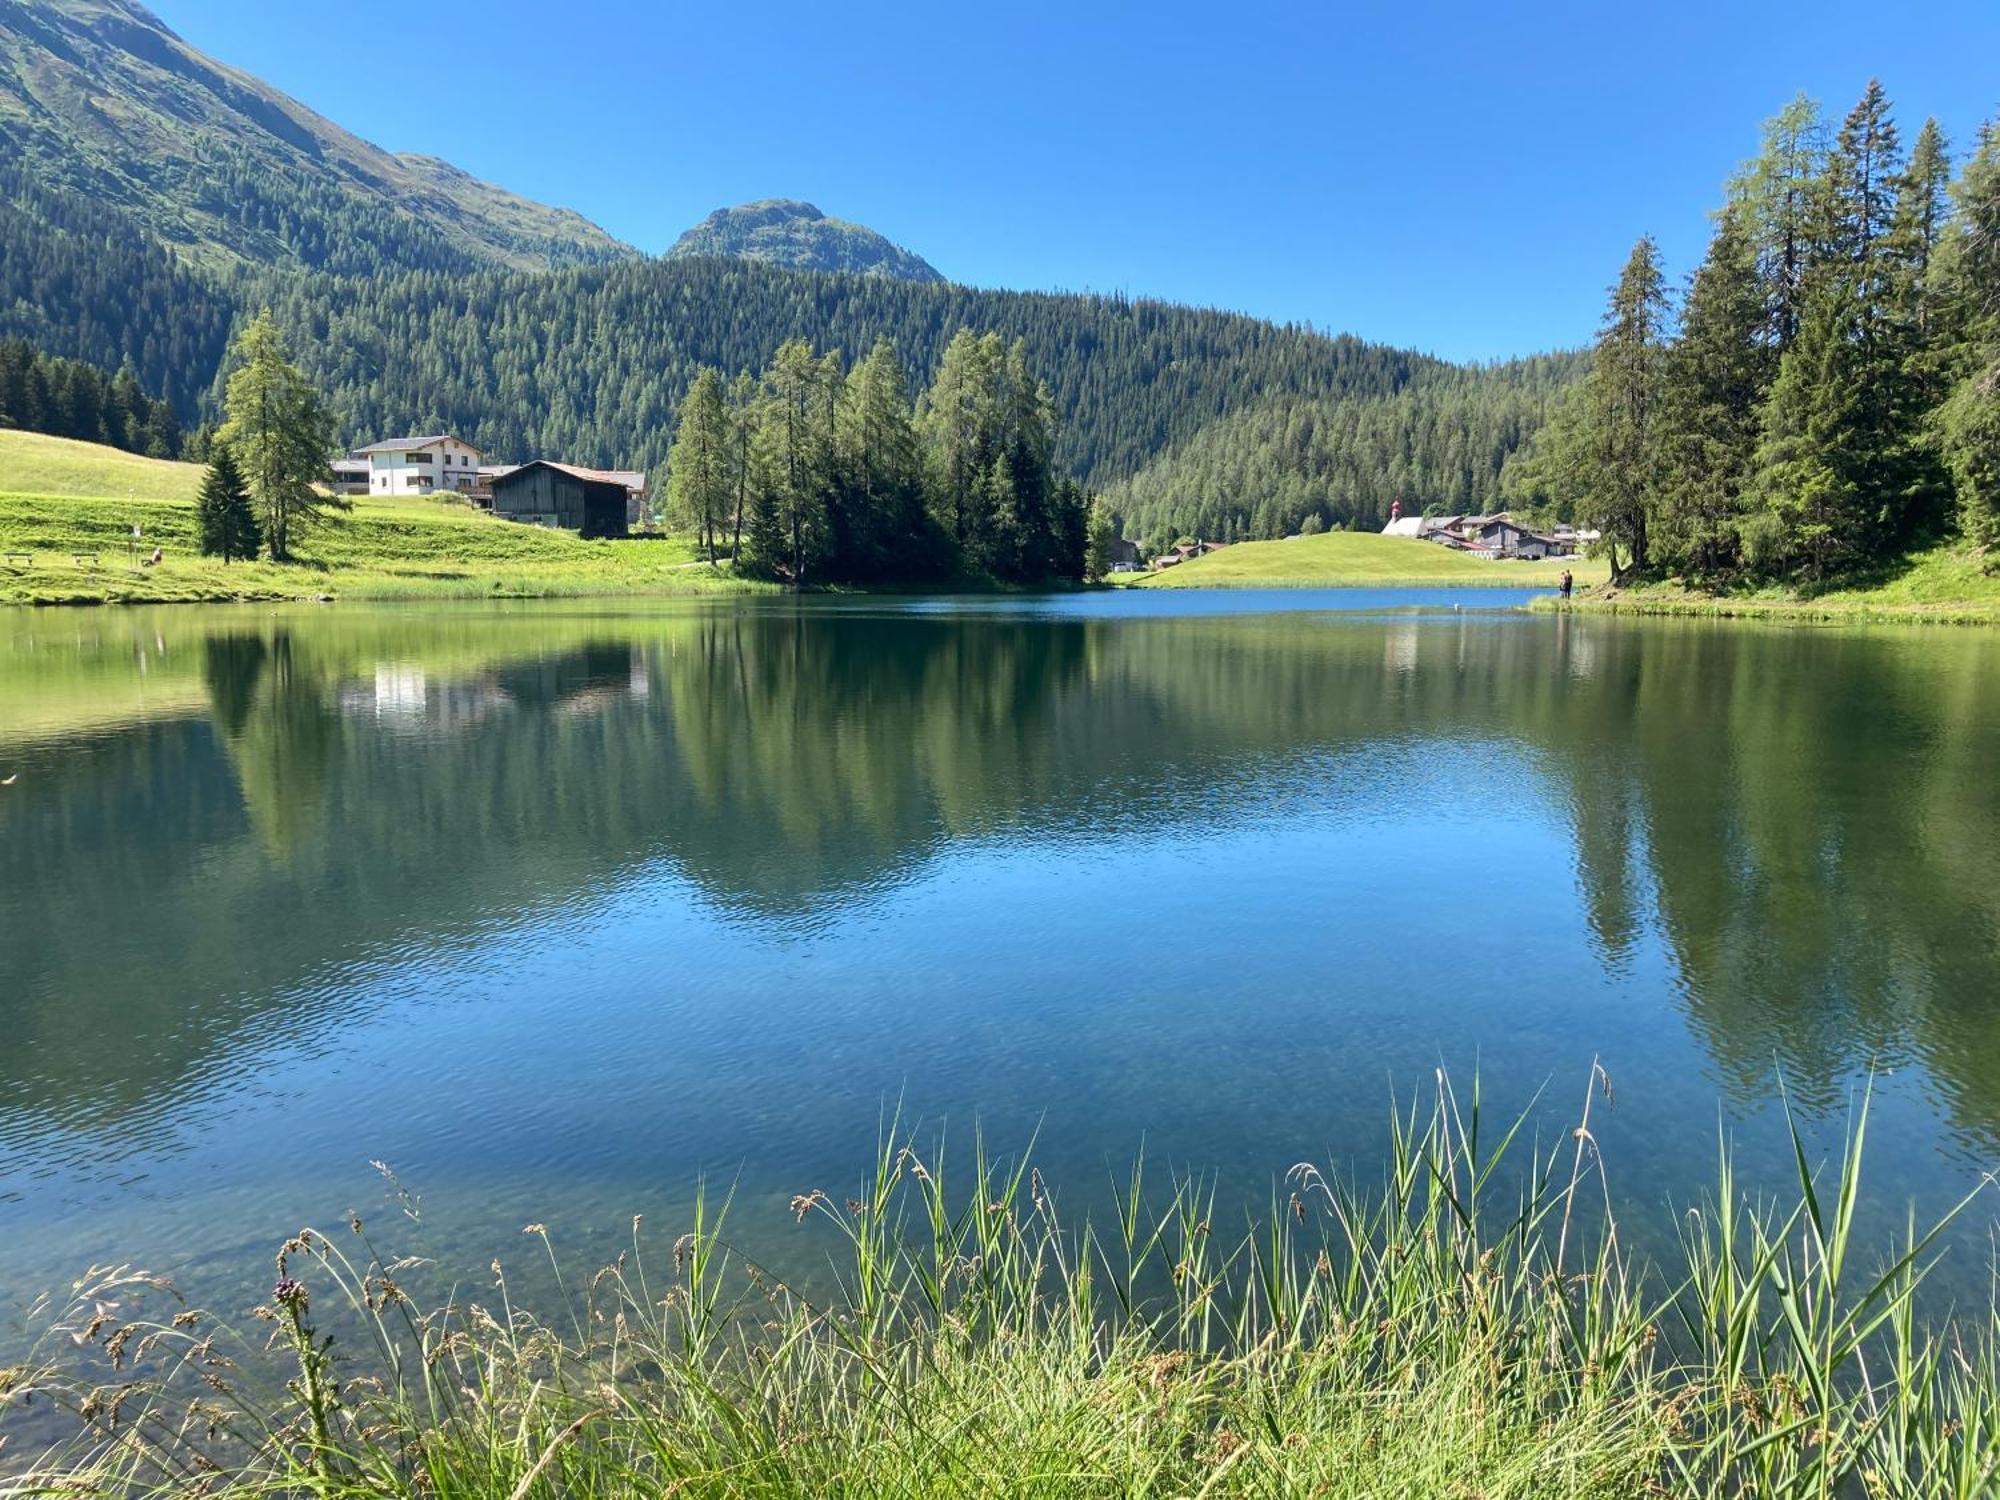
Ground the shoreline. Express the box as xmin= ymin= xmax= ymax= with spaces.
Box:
xmin=1536 ymin=587 xmax=2000 ymax=628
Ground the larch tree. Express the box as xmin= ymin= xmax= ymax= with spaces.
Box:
xmin=665 ymin=368 xmax=731 ymax=564
xmin=1730 ymin=94 xmax=1829 ymax=350
xmin=217 ymin=310 xmax=337 ymax=562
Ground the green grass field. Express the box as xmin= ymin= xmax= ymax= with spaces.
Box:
xmin=1126 ymin=530 xmax=1609 ymax=588
xmin=0 ymin=431 xmax=763 ymax=605
xmin=1542 ymin=542 xmax=2000 ymax=625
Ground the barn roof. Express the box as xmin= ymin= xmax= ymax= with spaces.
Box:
xmin=494 ymin=460 xmax=646 ymax=491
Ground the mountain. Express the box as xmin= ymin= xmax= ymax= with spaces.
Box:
xmin=0 ymin=1 xmax=1579 ymax=517
xmin=668 ymin=200 xmax=944 ymax=283
xmin=0 ymin=0 xmax=633 ymax=274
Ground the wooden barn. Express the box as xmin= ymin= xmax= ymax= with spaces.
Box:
xmin=488 ymin=461 xmax=634 ymax=539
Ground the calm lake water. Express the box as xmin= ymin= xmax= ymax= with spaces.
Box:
xmin=3 ymin=591 xmax=1999 ymax=1327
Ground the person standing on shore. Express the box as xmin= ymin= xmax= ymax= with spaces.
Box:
xmin=1560 ymin=569 xmax=1573 ymax=600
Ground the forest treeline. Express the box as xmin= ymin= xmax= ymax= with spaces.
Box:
xmin=0 ymin=339 xmax=184 ymax=459
xmin=667 ymin=331 xmax=1101 ymax=584
xmin=1506 ymin=85 xmax=2000 ymax=585
xmin=0 ymin=160 xmax=1554 ymax=512
xmin=1107 ymin=353 xmax=1587 ymax=549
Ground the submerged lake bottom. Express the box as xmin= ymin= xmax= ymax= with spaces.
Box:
xmin=3 ymin=588 xmax=1998 ymax=1327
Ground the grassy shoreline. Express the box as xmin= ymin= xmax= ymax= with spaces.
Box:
xmin=1531 ymin=542 xmax=2000 ymax=627
xmin=6 ymin=1077 xmax=1995 ymax=1497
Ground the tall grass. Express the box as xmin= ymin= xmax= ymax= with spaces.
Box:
xmin=4 ymin=1072 xmax=1995 ymax=1497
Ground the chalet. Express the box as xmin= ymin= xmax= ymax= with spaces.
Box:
xmin=353 ymin=434 xmax=485 ymax=496
xmin=1106 ymin=536 xmax=1142 ymax=571
xmin=329 ymin=458 xmax=371 ymax=495
xmin=488 ymin=460 xmax=641 ymax=538
xmin=1380 ymin=512 xmax=1573 ymax=560
xmin=1151 ymin=539 xmax=1227 ymax=570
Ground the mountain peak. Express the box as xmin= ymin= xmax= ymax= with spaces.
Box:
xmin=667 ymin=200 xmax=943 ymax=283
xmin=0 ymin=0 xmax=635 ymax=273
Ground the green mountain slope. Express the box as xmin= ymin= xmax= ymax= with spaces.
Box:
xmin=668 ymin=199 xmax=943 ymax=282
xmin=1107 ymin=353 xmax=1590 ymax=542
xmin=0 ymin=0 xmax=633 ymax=274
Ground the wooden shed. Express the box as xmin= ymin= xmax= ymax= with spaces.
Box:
xmin=488 ymin=461 xmax=633 ymax=539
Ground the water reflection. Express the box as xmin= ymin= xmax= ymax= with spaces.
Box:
xmin=2 ymin=600 xmax=1998 ymax=1288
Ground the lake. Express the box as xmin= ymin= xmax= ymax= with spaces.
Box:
xmin=4 ymin=591 xmax=1999 ymax=1326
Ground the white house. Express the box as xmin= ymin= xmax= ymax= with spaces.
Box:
xmin=352 ymin=435 xmax=486 ymax=496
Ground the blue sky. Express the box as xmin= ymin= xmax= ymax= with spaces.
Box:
xmin=154 ymin=0 xmax=1999 ymax=363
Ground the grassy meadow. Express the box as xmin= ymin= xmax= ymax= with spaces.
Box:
xmin=1542 ymin=542 xmax=2000 ymax=625
xmin=1125 ymin=530 xmax=1608 ymax=589
xmin=6 ymin=1076 xmax=1995 ymax=1497
xmin=0 ymin=432 xmax=764 ymax=605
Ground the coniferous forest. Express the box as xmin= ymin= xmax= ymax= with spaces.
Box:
xmin=0 ymin=339 xmax=184 ymax=459
xmin=1505 ymin=84 xmax=2000 ymax=588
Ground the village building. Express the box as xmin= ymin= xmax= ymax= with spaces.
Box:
xmin=1150 ymin=539 xmax=1227 ymax=570
xmin=1106 ymin=536 xmax=1142 ymax=572
xmin=352 ymin=434 xmax=486 ymax=496
xmin=329 ymin=458 xmax=371 ymax=495
xmin=487 ymin=460 xmax=644 ymax=538
xmin=1379 ymin=511 xmax=1574 ymax=560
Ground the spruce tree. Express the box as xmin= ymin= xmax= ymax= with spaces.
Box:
xmin=1751 ymin=288 xmax=1872 ymax=579
xmin=1939 ymin=119 xmax=2000 ymax=547
xmin=1581 ymin=236 xmax=1671 ymax=579
xmin=1658 ymin=206 xmax=1772 ymax=577
xmin=195 ymin=442 xmax=261 ymax=563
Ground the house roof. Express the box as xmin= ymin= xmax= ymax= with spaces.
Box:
xmin=353 ymin=435 xmax=484 ymax=456
xmin=492 ymin=460 xmax=647 ymax=491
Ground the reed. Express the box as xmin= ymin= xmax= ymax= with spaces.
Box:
xmin=4 ymin=1073 xmax=1993 ymax=1497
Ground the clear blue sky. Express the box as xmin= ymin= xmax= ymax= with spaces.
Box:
xmin=153 ymin=0 xmax=1999 ymax=363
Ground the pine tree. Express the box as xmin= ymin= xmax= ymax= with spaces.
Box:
xmin=194 ymin=442 xmax=261 ymax=563
xmin=218 ymin=310 xmax=338 ymax=561
xmin=1656 ymin=206 xmax=1772 ymax=577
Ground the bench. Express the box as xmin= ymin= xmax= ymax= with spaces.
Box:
xmin=1 ymin=552 xmax=29 ymax=567
xmin=72 ymin=552 xmax=99 ymax=567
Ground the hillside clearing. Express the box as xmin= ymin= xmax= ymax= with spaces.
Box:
xmin=0 ymin=431 xmax=763 ymax=605
xmin=1127 ymin=530 xmax=1605 ymax=588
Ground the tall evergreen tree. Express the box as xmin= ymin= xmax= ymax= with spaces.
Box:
xmin=840 ymin=337 xmax=930 ymax=579
xmin=761 ymin=339 xmax=831 ymax=585
xmin=1730 ymin=94 xmax=1829 ymax=350
xmin=665 ymin=368 xmax=732 ymax=564
xmin=1582 ymin=237 xmax=1672 ymax=578
xmin=1751 ymin=287 xmax=1874 ymax=579
xmin=194 ymin=442 xmax=261 ymax=563
xmin=217 ymin=310 xmax=338 ymax=561
xmin=1657 ymin=206 xmax=1772 ymax=576
xmin=1939 ymin=119 xmax=2000 ymax=547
